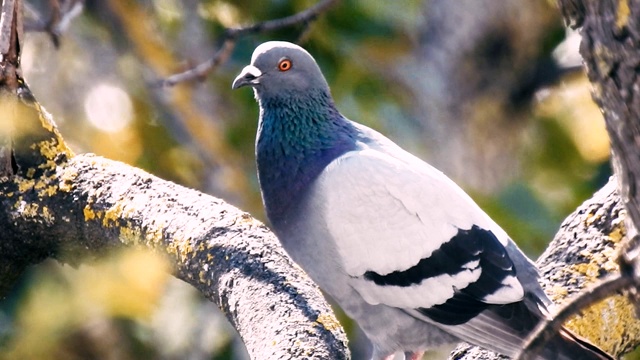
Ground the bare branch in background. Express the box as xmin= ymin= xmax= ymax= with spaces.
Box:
xmin=159 ymin=0 xmax=340 ymax=87
xmin=158 ymin=37 xmax=237 ymax=87
xmin=23 ymin=0 xmax=83 ymax=47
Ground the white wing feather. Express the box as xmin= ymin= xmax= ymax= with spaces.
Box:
xmin=312 ymin=142 xmax=524 ymax=309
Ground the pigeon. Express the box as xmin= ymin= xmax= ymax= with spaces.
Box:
xmin=232 ymin=41 xmax=613 ymax=360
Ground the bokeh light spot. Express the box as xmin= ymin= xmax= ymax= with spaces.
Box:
xmin=84 ymin=84 xmax=133 ymax=132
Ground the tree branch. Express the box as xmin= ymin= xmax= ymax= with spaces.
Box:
xmin=0 ymin=2 xmax=349 ymax=358
xmin=0 ymin=92 xmax=350 ymax=359
xmin=23 ymin=0 xmax=83 ymax=46
xmin=159 ymin=0 xmax=340 ymax=87
xmin=559 ymin=0 xmax=640 ymax=296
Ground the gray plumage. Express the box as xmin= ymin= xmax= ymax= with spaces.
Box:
xmin=232 ymin=41 xmax=612 ymax=360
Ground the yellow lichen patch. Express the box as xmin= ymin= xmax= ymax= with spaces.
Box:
xmin=546 ymin=285 xmax=569 ymax=303
xmin=33 ymin=180 xmax=46 ymax=190
xmin=16 ymin=202 xmax=39 ymax=217
xmin=33 ymin=102 xmax=57 ymax=133
xmin=571 ymin=255 xmax=619 ymax=281
xmin=11 ymin=169 xmax=60 ymax=200
xmin=34 ymin=103 xmax=74 ymax=156
xmin=11 ymin=200 xmax=54 ymax=224
xmin=102 ymin=201 xmax=127 ymax=227
xmin=36 ymin=138 xmax=73 ymax=163
xmin=165 ymin=237 xmax=195 ymax=262
xmin=119 ymin=225 xmax=142 ymax=245
xmin=41 ymin=206 xmax=54 ymax=223
xmin=571 ymin=217 xmax=621 ymax=283
xmin=143 ymin=225 xmax=164 ymax=247
xmin=58 ymin=175 xmax=76 ymax=192
xmin=608 ymin=225 xmax=626 ymax=243
xmin=36 ymin=140 xmax=58 ymax=161
xmin=42 ymin=185 xmax=57 ymax=197
xmin=564 ymin=295 xmax=640 ymax=355
xmin=585 ymin=212 xmax=597 ymax=226
xmin=83 ymin=206 xmax=99 ymax=221
xmin=178 ymin=240 xmax=194 ymax=260
xmin=601 ymin=248 xmax=619 ymax=273
xmin=17 ymin=178 xmax=36 ymax=192
xmin=315 ymin=313 xmax=342 ymax=332
xmin=616 ymin=0 xmax=630 ymax=29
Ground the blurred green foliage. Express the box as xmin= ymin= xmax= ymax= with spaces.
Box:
xmin=1 ymin=0 xmax=616 ymax=359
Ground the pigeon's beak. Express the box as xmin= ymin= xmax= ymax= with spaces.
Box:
xmin=232 ymin=65 xmax=262 ymax=89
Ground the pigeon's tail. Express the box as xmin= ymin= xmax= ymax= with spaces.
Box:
xmin=534 ymin=328 xmax=613 ymax=360
xmin=488 ymin=301 xmax=615 ymax=360
xmin=431 ymin=299 xmax=614 ymax=360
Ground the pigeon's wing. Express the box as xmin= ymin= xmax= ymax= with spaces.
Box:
xmin=314 ymin=144 xmax=531 ymax=320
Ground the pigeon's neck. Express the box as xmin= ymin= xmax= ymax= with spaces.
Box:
xmin=256 ymin=89 xmax=357 ymax=225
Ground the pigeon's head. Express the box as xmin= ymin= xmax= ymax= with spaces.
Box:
xmin=232 ymin=41 xmax=329 ymax=99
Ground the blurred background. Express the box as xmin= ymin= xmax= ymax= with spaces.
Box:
xmin=0 ymin=0 xmax=619 ymax=359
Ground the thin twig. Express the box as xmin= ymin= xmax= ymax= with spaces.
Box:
xmin=516 ymin=274 xmax=632 ymax=360
xmin=160 ymin=0 xmax=340 ymax=87
xmin=45 ymin=0 xmax=61 ymax=46
xmin=225 ymin=0 xmax=339 ymax=38
xmin=160 ymin=37 xmax=237 ymax=87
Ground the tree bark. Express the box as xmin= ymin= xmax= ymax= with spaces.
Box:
xmin=0 ymin=85 xmax=350 ymax=359
xmin=559 ymin=0 xmax=640 ymax=279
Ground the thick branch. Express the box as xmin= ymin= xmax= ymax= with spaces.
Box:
xmin=0 ymin=129 xmax=349 ymax=359
xmin=0 ymin=84 xmax=349 ymax=359
xmin=0 ymin=1 xmax=348 ymax=354
xmin=1 ymin=150 xmax=349 ymax=359
xmin=558 ymin=0 xmax=640 ymax=274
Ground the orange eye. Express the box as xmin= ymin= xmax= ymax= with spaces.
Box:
xmin=278 ymin=59 xmax=292 ymax=71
